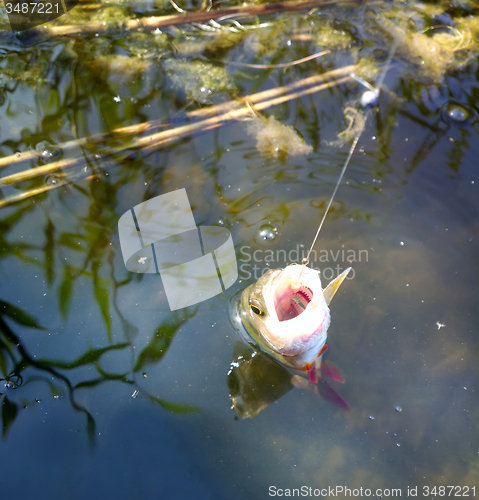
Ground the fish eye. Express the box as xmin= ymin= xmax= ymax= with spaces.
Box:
xmin=250 ymin=304 xmax=264 ymax=316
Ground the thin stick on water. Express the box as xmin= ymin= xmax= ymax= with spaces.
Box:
xmin=299 ymin=37 xmax=399 ymax=276
xmin=208 ymin=50 xmax=330 ymax=69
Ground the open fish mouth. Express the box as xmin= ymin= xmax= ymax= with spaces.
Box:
xmin=238 ymin=264 xmax=351 ymax=366
xmin=274 ymin=284 xmax=314 ymax=321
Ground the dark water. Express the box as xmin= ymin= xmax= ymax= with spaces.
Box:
xmin=0 ymin=1 xmax=478 ymax=498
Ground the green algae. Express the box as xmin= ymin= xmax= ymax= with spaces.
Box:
xmin=312 ymin=17 xmax=359 ymax=51
xmin=91 ymin=7 xmax=129 ymax=28
xmin=247 ymin=115 xmax=313 ymax=159
xmin=163 ymin=59 xmax=237 ymax=103
xmin=92 ymin=55 xmax=153 ymax=83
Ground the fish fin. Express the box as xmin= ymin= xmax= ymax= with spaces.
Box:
xmin=306 ymin=362 xmax=318 ymax=383
xmin=323 ymin=267 xmax=352 ymax=305
xmin=318 ymin=360 xmax=345 ymax=383
xmin=317 ymin=343 xmax=328 ymax=357
xmin=314 ymin=379 xmax=350 ymax=410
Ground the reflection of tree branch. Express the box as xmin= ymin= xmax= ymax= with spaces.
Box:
xmin=405 ymin=127 xmax=446 ymax=175
xmin=133 ymin=307 xmax=199 ymax=373
xmin=446 ymin=127 xmax=470 ymax=175
xmin=0 ymin=316 xmax=97 ymax=446
xmin=399 ymin=109 xmax=443 ymax=133
xmin=396 ymin=109 xmax=449 ymax=175
xmin=0 ymin=337 xmax=17 ymax=368
xmin=0 ymin=297 xmax=201 ymax=440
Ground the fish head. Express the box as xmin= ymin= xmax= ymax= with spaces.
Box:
xmin=240 ymin=264 xmax=330 ymax=369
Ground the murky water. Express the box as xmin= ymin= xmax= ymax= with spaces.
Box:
xmin=0 ymin=1 xmax=478 ymax=498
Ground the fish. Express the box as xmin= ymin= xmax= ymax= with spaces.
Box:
xmin=237 ymin=263 xmax=351 ymax=383
xmin=230 ymin=48 xmax=400 ymax=403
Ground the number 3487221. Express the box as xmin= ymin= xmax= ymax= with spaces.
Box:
xmin=5 ymin=3 xmax=60 ymax=14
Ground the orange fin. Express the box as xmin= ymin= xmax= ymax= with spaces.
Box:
xmin=317 ymin=343 xmax=328 ymax=357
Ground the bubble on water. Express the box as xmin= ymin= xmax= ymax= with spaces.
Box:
xmin=45 ymin=175 xmax=61 ymax=186
xmin=193 ymin=85 xmax=215 ymax=104
xmin=441 ymin=102 xmax=471 ymax=126
xmin=448 ymin=107 xmax=467 ymax=122
xmin=217 ymin=218 xmax=226 ymax=227
xmin=36 ymin=141 xmax=63 ymax=164
xmin=255 ymin=224 xmax=279 ymax=245
xmin=3 ymin=374 xmax=22 ymax=389
xmin=395 ymin=406 xmax=402 ymax=412
xmin=259 ymin=226 xmax=276 ymax=240
xmin=360 ymin=90 xmax=379 ymax=108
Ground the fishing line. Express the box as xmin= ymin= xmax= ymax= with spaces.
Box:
xmin=301 ymin=114 xmax=367 ymax=267
xmin=301 ymin=37 xmax=399 ymax=272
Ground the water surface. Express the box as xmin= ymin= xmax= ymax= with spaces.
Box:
xmin=0 ymin=1 xmax=478 ymax=498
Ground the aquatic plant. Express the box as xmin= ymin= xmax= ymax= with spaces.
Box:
xmin=247 ymin=115 xmax=313 ymax=158
xmin=0 ymin=0 xmax=478 ymax=458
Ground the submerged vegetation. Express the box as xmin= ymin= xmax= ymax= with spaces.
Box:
xmin=1 ymin=0 xmax=477 ymax=191
xmin=0 ymin=0 xmax=478 ymax=452
xmin=247 ymin=115 xmax=313 ymax=158
xmin=0 ymin=2 xmax=476 ymax=499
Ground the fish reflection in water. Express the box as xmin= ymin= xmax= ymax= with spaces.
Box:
xmin=229 ymin=264 xmax=350 ymax=418
xmin=228 ymin=342 xmax=294 ymax=419
xmin=227 ymin=342 xmax=349 ymax=419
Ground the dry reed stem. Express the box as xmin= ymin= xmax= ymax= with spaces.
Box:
xmin=123 ymin=65 xmax=356 ymax=153
xmin=0 ymin=119 xmax=168 ymax=170
xmin=205 ymin=50 xmax=330 ymax=69
xmin=0 ymin=65 xmax=356 ymax=202
xmin=139 ymin=74 xmax=354 ymax=154
xmin=0 ymin=58 xmax=353 ymax=172
xmin=45 ymin=0 xmax=371 ymax=37
xmin=2 ymin=156 xmax=89 ymax=185
xmin=0 ymin=183 xmax=62 ymax=209
xmin=0 ymin=173 xmax=99 ymax=209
